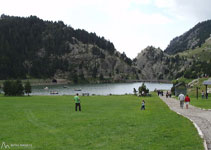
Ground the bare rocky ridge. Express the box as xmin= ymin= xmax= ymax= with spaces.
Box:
xmin=52 ymin=39 xmax=139 ymax=82
xmin=134 ymin=46 xmax=191 ymax=80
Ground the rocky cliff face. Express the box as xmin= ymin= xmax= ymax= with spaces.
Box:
xmin=134 ymin=46 xmax=191 ymax=80
xmin=52 ymin=39 xmax=138 ymax=83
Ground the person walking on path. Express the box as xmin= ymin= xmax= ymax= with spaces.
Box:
xmin=169 ymin=91 xmax=172 ymax=98
xmin=178 ymin=93 xmax=185 ymax=109
xmin=159 ymin=94 xmax=211 ymax=150
xmin=166 ymin=91 xmax=169 ymax=98
xmin=141 ymin=100 xmax=145 ymax=110
xmin=185 ymin=95 xmax=190 ymax=109
xmin=74 ymin=93 xmax=81 ymax=111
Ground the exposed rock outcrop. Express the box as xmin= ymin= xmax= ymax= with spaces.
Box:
xmin=134 ymin=46 xmax=190 ymax=80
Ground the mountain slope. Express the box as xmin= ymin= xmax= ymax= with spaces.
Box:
xmin=0 ymin=15 xmax=137 ymax=82
xmin=134 ymin=46 xmax=191 ymax=80
xmin=165 ymin=20 xmax=211 ymax=54
xmin=177 ymin=37 xmax=211 ymax=62
xmin=175 ymin=38 xmax=211 ymax=78
xmin=134 ymin=39 xmax=211 ymax=80
xmin=134 ymin=20 xmax=211 ymax=80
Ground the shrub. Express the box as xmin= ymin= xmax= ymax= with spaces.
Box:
xmin=138 ymin=83 xmax=149 ymax=96
xmin=3 ymin=80 xmax=24 ymax=96
xmin=133 ymin=88 xmax=137 ymax=95
xmin=24 ymin=81 xmax=32 ymax=96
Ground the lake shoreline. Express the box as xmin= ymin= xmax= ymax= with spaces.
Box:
xmin=0 ymin=78 xmax=172 ymax=86
xmin=31 ymin=82 xmax=172 ymax=96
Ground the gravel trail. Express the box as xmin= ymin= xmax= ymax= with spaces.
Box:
xmin=159 ymin=94 xmax=211 ymax=150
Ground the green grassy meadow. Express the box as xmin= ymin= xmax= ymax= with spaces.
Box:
xmin=188 ymin=95 xmax=211 ymax=109
xmin=0 ymin=94 xmax=204 ymax=150
xmin=187 ymin=77 xmax=211 ymax=109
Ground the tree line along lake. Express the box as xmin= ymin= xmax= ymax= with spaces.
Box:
xmin=31 ymin=82 xmax=172 ymax=95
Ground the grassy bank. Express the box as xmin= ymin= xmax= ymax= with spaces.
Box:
xmin=188 ymin=96 xmax=211 ymax=109
xmin=0 ymin=94 xmax=203 ymax=150
xmin=187 ymin=77 xmax=211 ymax=109
xmin=173 ymin=77 xmax=211 ymax=109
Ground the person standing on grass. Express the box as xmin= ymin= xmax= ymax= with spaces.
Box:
xmin=178 ymin=93 xmax=185 ymax=109
xmin=201 ymin=90 xmax=204 ymax=99
xmin=141 ymin=100 xmax=145 ymax=110
xmin=185 ymin=95 xmax=190 ymax=109
xmin=74 ymin=93 xmax=81 ymax=111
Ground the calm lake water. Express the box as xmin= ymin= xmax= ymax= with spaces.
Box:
xmin=31 ymin=82 xmax=172 ymax=95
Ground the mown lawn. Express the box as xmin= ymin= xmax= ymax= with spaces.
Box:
xmin=0 ymin=94 xmax=203 ymax=150
xmin=189 ymin=95 xmax=211 ymax=109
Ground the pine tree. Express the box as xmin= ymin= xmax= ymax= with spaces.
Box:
xmin=3 ymin=80 xmax=12 ymax=96
xmin=15 ymin=80 xmax=24 ymax=96
xmin=24 ymin=81 xmax=32 ymax=96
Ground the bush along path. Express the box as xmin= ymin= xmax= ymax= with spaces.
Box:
xmin=159 ymin=94 xmax=211 ymax=150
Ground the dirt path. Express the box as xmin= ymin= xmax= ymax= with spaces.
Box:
xmin=159 ymin=94 xmax=211 ymax=150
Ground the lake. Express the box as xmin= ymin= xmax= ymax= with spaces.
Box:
xmin=31 ymin=82 xmax=172 ymax=95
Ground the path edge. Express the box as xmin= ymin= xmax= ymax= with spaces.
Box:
xmin=164 ymin=102 xmax=208 ymax=150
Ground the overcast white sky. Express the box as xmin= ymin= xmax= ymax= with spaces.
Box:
xmin=1 ymin=0 xmax=211 ymax=58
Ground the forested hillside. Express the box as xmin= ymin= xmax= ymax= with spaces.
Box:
xmin=165 ymin=20 xmax=211 ymax=54
xmin=0 ymin=15 xmax=136 ymax=83
xmin=1 ymin=14 xmax=210 ymax=82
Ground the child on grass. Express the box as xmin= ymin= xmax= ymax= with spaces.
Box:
xmin=141 ymin=100 xmax=145 ymax=110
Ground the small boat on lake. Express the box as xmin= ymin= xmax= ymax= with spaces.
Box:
xmin=44 ymin=87 xmax=49 ymax=90
xmin=74 ymin=88 xmax=82 ymax=91
xmin=50 ymin=91 xmax=59 ymax=94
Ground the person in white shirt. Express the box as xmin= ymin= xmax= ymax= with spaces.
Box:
xmin=178 ymin=93 xmax=185 ymax=109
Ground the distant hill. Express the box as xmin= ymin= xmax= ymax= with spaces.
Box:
xmin=175 ymin=38 xmax=211 ymax=78
xmin=134 ymin=20 xmax=211 ymax=80
xmin=134 ymin=39 xmax=211 ymax=80
xmin=165 ymin=20 xmax=211 ymax=55
xmin=1 ymin=15 xmax=210 ymax=82
xmin=177 ymin=38 xmax=211 ymax=62
xmin=0 ymin=15 xmax=138 ymax=83
xmin=134 ymin=46 xmax=191 ymax=80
